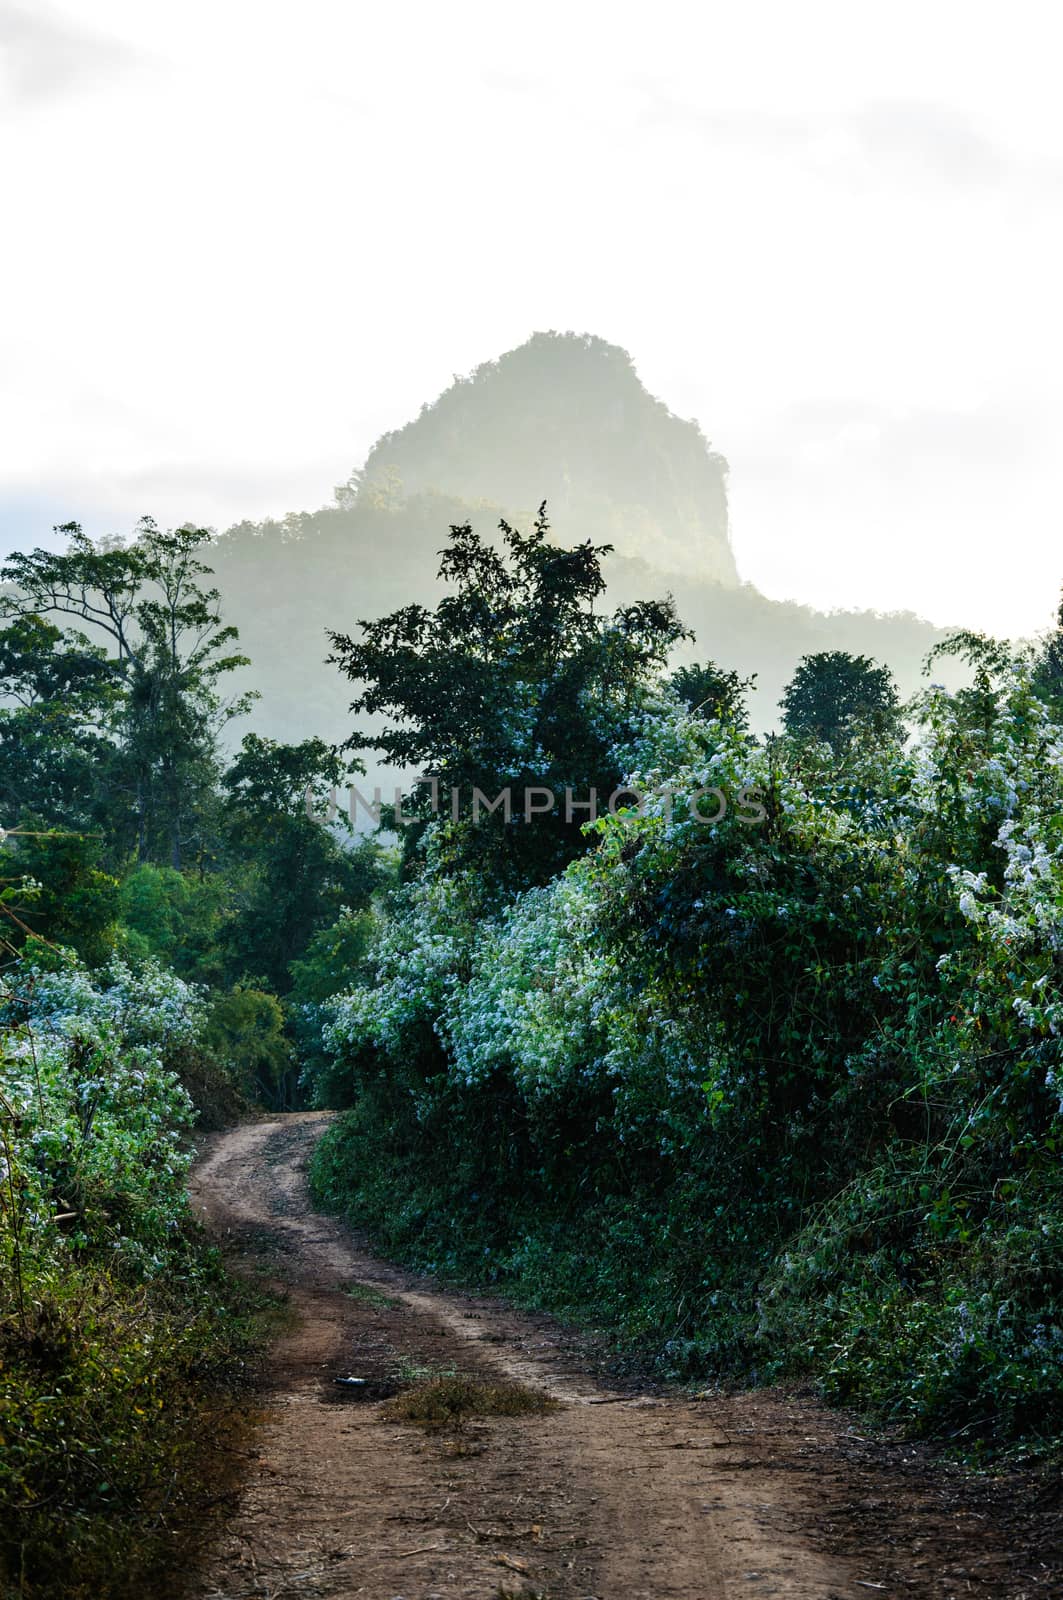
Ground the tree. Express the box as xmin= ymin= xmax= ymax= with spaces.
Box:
xmin=3 ymin=828 xmax=120 ymax=967
xmin=1 ymin=521 xmax=255 ymax=867
xmin=1033 ymin=587 xmax=1063 ymax=713
xmin=220 ymin=734 xmax=386 ymax=993
xmin=922 ymin=629 xmax=1014 ymax=747
xmin=781 ymin=651 xmax=901 ymax=746
xmin=117 ymin=862 xmax=231 ymax=983
xmin=0 ymin=615 xmax=120 ymax=827
xmin=288 ymin=909 xmax=376 ymax=1009
xmin=201 ymin=987 xmax=296 ymax=1110
xmin=327 ymin=505 xmax=688 ymax=889
xmin=669 ymin=659 xmax=755 ymax=732
xmin=287 ymin=908 xmax=377 ymax=1090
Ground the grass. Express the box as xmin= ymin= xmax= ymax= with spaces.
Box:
xmin=342 ymin=1280 xmax=401 ymax=1309
xmin=381 ymin=1375 xmax=558 ymax=1428
xmin=0 ymin=1242 xmax=276 ymax=1600
xmin=394 ymin=1355 xmax=458 ymax=1381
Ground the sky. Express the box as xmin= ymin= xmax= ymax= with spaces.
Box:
xmin=2 ymin=0 xmax=1061 ymax=639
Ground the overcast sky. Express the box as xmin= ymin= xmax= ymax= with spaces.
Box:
xmin=2 ymin=0 xmax=1061 ymax=638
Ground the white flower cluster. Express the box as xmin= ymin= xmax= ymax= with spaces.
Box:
xmin=15 ymin=955 xmax=206 ymax=1049
xmin=927 ymin=669 xmax=1063 ymax=1072
xmin=311 ymin=661 xmax=1063 ymax=1146
xmin=1 ymin=953 xmax=203 ymax=1266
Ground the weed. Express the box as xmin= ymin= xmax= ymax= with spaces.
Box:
xmin=394 ymin=1355 xmax=458 ymax=1382
xmin=382 ymin=1375 xmax=557 ymax=1428
xmin=342 ymin=1280 xmax=400 ymax=1310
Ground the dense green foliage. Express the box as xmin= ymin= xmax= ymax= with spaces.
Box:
xmin=0 ymin=522 xmax=389 ymax=1088
xmin=0 ymin=956 xmax=261 ymax=1597
xmin=668 ymin=658 xmax=756 ymax=732
xmin=218 ymin=734 xmax=386 ymax=993
xmin=308 ymin=571 xmax=1063 ymax=1458
xmin=1 ymin=521 xmax=255 ymax=870
xmin=328 ymin=507 xmax=687 ymax=891
xmin=780 ymin=649 xmax=901 ymax=744
xmin=3 ymin=473 xmax=1063 ymax=1600
xmin=1032 ymin=590 xmax=1063 ymax=714
xmin=0 ymin=520 xmax=387 ymax=1590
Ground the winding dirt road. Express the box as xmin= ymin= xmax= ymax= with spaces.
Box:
xmin=187 ymin=1115 xmax=1061 ymax=1600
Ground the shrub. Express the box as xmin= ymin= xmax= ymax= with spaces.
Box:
xmin=309 ymin=668 xmax=1063 ymax=1454
xmin=0 ymin=949 xmax=260 ymax=1594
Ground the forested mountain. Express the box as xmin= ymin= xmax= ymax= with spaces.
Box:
xmin=352 ymin=331 xmax=736 ymax=582
xmin=208 ymin=331 xmax=949 ymax=756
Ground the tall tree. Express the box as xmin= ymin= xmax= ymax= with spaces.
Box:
xmin=220 ymin=734 xmax=385 ymax=993
xmin=1 ymin=521 xmax=255 ymax=867
xmin=327 ymin=505 xmax=688 ymax=889
xmin=781 ymin=651 xmax=901 ymax=746
xmin=0 ymin=615 xmax=120 ymax=825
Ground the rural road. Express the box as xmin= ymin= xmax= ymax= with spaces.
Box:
xmin=187 ymin=1114 xmax=1059 ymax=1600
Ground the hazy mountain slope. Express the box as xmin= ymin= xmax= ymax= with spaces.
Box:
xmin=349 ymin=331 xmax=737 ymax=585
xmin=210 ymin=499 xmax=948 ymax=758
xmin=604 ymin=555 xmax=949 ymax=734
xmin=207 ymin=330 xmax=951 ymax=756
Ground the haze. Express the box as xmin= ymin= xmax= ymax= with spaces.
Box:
xmin=2 ymin=0 xmax=1060 ymax=638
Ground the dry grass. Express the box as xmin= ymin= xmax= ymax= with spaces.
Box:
xmin=381 ymin=1375 xmax=558 ymax=1428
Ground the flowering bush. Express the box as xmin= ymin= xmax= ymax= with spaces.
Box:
xmin=310 ymin=667 xmax=1063 ymax=1452
xmin=0 ymin=949 xmax=260 ymax=1596
xmin=1 ymin=953 xmax=202 ymax=1269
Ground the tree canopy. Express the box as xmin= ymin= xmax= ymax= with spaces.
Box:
xmin=780 ymin=650 xmax=901 ymax=746
xmin=327 ymin=505 xmax=688 ymax=889
xmin=1 ymin=521 xmax=255 ymax=867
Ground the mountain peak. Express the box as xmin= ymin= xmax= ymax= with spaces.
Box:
xmin=350 ymin=331 xmax=738 ymax=584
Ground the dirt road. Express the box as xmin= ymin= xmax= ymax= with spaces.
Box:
xmin=188 ymin=1115 xmax=1061 ymax=1600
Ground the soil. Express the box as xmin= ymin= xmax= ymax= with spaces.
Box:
xmin=186 ymin=1113 xmax=1063 ymax=1600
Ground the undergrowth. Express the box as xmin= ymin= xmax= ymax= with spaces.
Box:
xmin=308 ymin=662 xmax=1063 ymax=1462
xmin=0 ymin=949 xmax=268 ymax=1598
xmin=0 ymin=1240 xmax=267 ymax=1599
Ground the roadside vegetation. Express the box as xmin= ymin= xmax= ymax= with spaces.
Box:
xmin=0 ymin=952 xmax=266 ymax=1597
xmin=2 ymin=508 xmax=1063 ymax=1600
xmin=308 ymin=520 xmax=1063 ymax=1461
xmin=0 ymin=524 xmax=380 ymax=1596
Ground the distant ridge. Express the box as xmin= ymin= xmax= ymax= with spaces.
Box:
xmin=345 ymin=331 xmax=738 ymax=585
xmin=207 ymin=331 xmax=951 ymax=759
